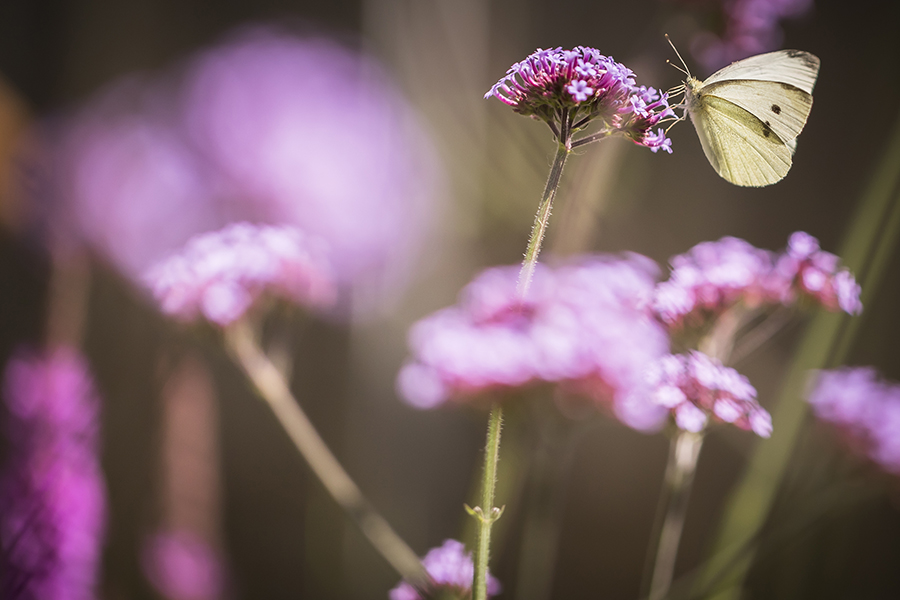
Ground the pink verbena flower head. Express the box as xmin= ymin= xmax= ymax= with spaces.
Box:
xmin=672 ymin=0 xmax=815 ymax=72
xmin=142 ymin=530 xmax=225 ymax=600
xmin=388 ymin=539 xmax=500 ymax=600
xmin=768 ymin=231 xmax=862 ymax=314
xmin=37 ymin=26 xmax=441 ymax=308
xmin=485 ymin=47 xmax=675 ymax=152
xmin=644 ymin=351 xmax=771 ymax=436
xmin=144 ymin=222 xmax=336 ymax=326
xmin=183 ymin=27 xmax=441 ymax=293
xmin=0 ymin=346 xmax=107 ymax=600
xmin=397 ymin=254 xmax=671 ymax=431
xmin=806 ymin=367 xmax=900 ymax=475
xmin=652 ymin=236 xmax=775 ymax=328
xmin=652 ymin=232 xmax=862 ymax=330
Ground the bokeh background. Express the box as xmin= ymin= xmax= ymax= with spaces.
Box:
xmin=0 ymin=0 xmax=899 ymax=599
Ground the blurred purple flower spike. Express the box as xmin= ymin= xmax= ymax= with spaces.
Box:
xmin=397 ymin=254 xmax=671 ymax=432
xmin=388 ymin=539 xmax=500 ymax=600
xmin=183 ymin=28 xmax=440 ymax=293
xmin=49 ymin=26 xmax=440 ymax=307
xmin=0 ymin=346 xmax=106 ymax=600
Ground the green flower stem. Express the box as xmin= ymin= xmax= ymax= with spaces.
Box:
xmin=224 ymin=319 xmax=429 ymax=590
xmin=643 ymin=430 xmax=705 ymax=600
xmin=517 ymin=140 xmax=570 ymax=296
xmin=470 ymin=403 xmax=504 ymax=600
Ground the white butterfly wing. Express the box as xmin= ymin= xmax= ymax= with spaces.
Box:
xmin=702 ymin=50 xmax=820 ymax=94
xmin=689 ymin=94 xmax=792 ymax=187
xmin=699 ymin=79 xmax=813 ymax=146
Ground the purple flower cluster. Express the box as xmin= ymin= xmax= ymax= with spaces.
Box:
xmin=142 ymin=530 xmax=224 ymax=600
xmin=485 ymin=47 xmax=675 ymax=152
xmin=679 ymin=0 xmax=815 ymax=71
xmin=0 ymin=347 xmax=106 ymax=600
xmin=807 ymin=367 xmax=900 ymax=475
xmin=39 ymin=27 xmax=440 ymax=303
xmin=645 ymin=351 xmax=772 ymax=436
xmin=388 ymin=539 xmax=500 ymax=600
xmin=144 ymin=222 xmax=336 ymax=326
xmin=397 ymin=255 xmax=671 ymax=431
xmin=652 ymin=232 xmax=862 ymax=328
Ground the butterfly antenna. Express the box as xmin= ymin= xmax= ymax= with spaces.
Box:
xmin=665 ymin=34 xmax=692 ymax=79
xmin=666 ymin=59 xmax=689 ymax=78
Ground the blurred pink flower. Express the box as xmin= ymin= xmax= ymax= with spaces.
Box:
xmin=43 ymin=26 xmax=441 ymax=306
xmin=142 ymin=530 xmax=224 ymax=600
xmin=397 ymin=255 xmax=671 ymax=431
xmin=144 ymin=222 xmax=336 ymax=326
xmin=807 ymin=367 xmax=900 ymax=475
xmin=652 ymin=232 xmax=862 ymax=329
xmin=644 ymin=351 xmax=771 ymax=436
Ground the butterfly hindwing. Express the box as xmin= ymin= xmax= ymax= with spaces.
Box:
xmin=700 ymin=79 xmax=813 ymax=145
xmin=690 ymin=94 xmax=792 ymax=187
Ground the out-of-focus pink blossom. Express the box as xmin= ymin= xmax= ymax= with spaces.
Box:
xmin=397 ymin=254 xmax=671 ymax=431
xmin=144 ymin=222 xmax=336 ymax=326
xmin=0 ymin=347 xmax=106 ymax=600
xmin=644 ymin=351 xmax=771 ymax=436
xmin=183 ymin=28 xmax=440 ymax=290
xmin=41 ymin=26 xmax=440 ymax=306
xmin=142 ymin=530 xmax=225 ymax=600
xmin=807 ymin=367 xmax=900 ymax=475
xmin=652 ymin=232 xmax=862 ymax=329
xmin=671 ymin=0 xmax=815 ymax=72
xmin=388 ymin=539 xmax=500 ymax=600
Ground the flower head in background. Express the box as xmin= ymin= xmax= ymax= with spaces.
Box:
xmin=807 ymin=367 xmax=900 ymax=475
xmin=142 ymin=530 xmax=225 ymax=600
xmin=397 ymin=254 xmax=671 ymax=431
xmin=183 ymin=28 xmax=441 ymax=293
xmin=388 ymin=539 xmax=500 ymax=600
xmin=0 ymin=346 xmax=106 ymax=600
xmin=652 ymin=235 xmax=774 ymax=328
xmin=144 ymin=222 xmax=336 ymax=326
xmin=644 ymin=351 xmax=771 ymax=436
xmin=768 ymin=231 xmax=863 ymax=315
xmin=37 ymin=26 xmax=440 ymax=307
xmin=671 ymin=0 xmax=815 ymax=72
xmin=652 ymin=232 xmax=862 ymax=329
xmin=485 ymin=47 xmax=675 ymax=152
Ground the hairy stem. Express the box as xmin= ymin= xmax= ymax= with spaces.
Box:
xmin=471 ymin=404 xmax=504 ymax=600
xmin=517 ymin=141 xmax=570 ymax=295
xmin=224 ymin=320 xmax=428 ymax=590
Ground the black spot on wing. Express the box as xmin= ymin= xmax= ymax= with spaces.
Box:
xmin=771 ymin=104 xmax=781 ymax=114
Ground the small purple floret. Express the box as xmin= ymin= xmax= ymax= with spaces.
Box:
xmin=388 ymin=539 xmax=500 ymax=600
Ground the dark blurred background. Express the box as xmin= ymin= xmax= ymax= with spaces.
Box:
xmin=0 ymin=0 xmax=899 ymax=599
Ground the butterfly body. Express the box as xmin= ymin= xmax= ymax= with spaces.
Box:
xmin=682 ymin=50 xmax=820 ymax=187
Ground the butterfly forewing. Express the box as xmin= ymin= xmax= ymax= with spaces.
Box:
xmin=701 ymin=50 xmax=820 ymax=94
xmin=701 ymin=79 xmax=813 ymax=145
xmin=691 ymin=94 xmax=792 ymax=187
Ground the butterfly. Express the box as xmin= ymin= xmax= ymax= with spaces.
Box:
xmin=669 ymin=40 xmax=820 ymax=187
